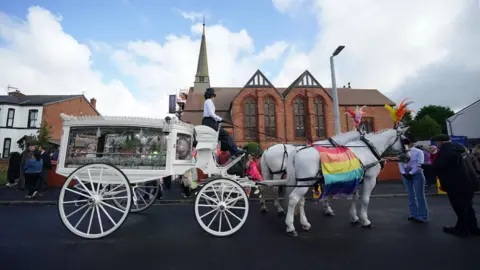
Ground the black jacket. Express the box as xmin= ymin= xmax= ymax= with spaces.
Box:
xmin=41 ymin=151 xmax=52 ymax=169
xmin=433 ymin=142 xmax=473 ymax=194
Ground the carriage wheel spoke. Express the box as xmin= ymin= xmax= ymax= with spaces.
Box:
xmin=218 ymin=211 xmax=223 ymax=232
xmin=200 ymin=194 xmax=218 ymax=205
xmin=200 ymin=208 xmax=217 ymax=219
xmin=136 ymin=187 xmax=153 ymax=199
xmin=207 ymin=211 xmax=220 ymax=228
xmin=197 ymin=204 xmax=216 ymax=208
xmin=101 ymin=184 xmax=124 ymax=197
xmin=223 ymin=212 xmax=233 ymax=230
xmin=225 ymin=196 xmax=242 ymax=206
xmin=66 ymin=188 xmax=91 ymax=199
xmin=220 ymin=183 xmax=225 ymax=202
xmin=99 ymin=183 xmax=110 ymax=196
xmin=96 ymin=168 xmax=104 ymax=194
xmin=99 ymin=201 xmax=125 ymax=213
xmin=95 ymin=205 xmax=104 ymax=234
xmin=137 ymin=191 xmax=148 ymax=206
xmin=98 ymin=203 xmax=116 ymax=227
xmin=101 ymin=196 xmax=130 ymax=201
xmin=66 ymin=203 xmax=89 ymax=218
xmin=87 ymin=206 xmax=95 ymax=234
xmin=73 ymin=176 xmax=93 ymax=197
xmin=224 ymin=185 xmax=235 ymax=201
xmin=225 ymin=209 xmax=242 ymax=222
xmin=226 ymin=205 xmax=245 ymax=210
xmin=87 ymin=168 xmax=96 ymax=195
xmin=74 ymin=206 xmax=92 ymax=228
xmin=63 ymin=199 xmax=88 ymax=205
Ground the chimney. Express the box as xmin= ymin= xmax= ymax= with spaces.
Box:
xmin=90 ymin=98 xmax=97 ymax=109
xmin=8 ymin=90 xmax=25 ymax=97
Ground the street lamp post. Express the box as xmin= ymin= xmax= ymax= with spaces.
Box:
xmin=330 ymin=45 xmax=345 ymax=135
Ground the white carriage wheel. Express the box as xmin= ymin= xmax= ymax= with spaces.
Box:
xmin=58 ymin=163 xmax=132 ymax=239
xmin=112 ymin=180 xmax=159 ymax=213
xmin=194 ymin=178 xmax=249 ymax=237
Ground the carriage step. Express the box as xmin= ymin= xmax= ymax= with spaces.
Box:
xmin=256 ymin=179 xmax=288 ymax=187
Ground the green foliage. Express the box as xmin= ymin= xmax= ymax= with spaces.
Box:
xmin=244 ymin=142 xmax=262 ymax=156
xmin=32 ymin=121 xmax=52 ymax=148
xmin=409 ymin=115 xmax=441 ymax=141
xmin=414 ymin=105 xmax=454 ymax=134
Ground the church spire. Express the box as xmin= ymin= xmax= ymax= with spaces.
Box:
xmin=193 ymin=17 xmax=210 ymax=93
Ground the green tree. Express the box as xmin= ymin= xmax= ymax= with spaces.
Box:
xmin=414 ymin=105 xmax=454 ymax=134
xmin=409 ymin=115 xmax=441 ymax=141
xmin=36 ymin=121 xmax=52 ymax=147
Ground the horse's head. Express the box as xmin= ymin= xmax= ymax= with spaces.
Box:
xmin=385 ymin=127 xmax=411 ymax=162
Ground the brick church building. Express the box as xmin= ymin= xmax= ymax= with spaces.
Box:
xmin=182 ymin=24 xmax=397 ymax=150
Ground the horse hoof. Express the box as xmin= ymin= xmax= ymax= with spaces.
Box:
xmin=277 ymin=211 xmax=286 ymax=217
xmin=324 ymin=212 xmax=335 ymax=217
xmin=350 ymin=220 xmax=360 ymax=226
xmin=287 ymin=230 xmax=298 ymax=237
xmin=302 ymin=226 xmax=311 ymax=232
xmin=260 ymin=208 xmax=268 ymax=214
xmin=362 ymin=224 xmax=374 ymax=229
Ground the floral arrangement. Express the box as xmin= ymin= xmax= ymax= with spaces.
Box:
xmin=66 ymin=152 xmax=167 ymax=169
xmin=384 ymin=98 xmax=415 ymax=127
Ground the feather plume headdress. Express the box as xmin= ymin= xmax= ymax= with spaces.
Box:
xmin=384 ymin=99 xmax=415 ymax=127
xmin=345 ymin=105 xmax=366 ymax=128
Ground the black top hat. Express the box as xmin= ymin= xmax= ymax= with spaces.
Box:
xmin=204 ymin=88 xmax=216 ymax=99
xmin=431 ymin=134 xmax=450 ymax=142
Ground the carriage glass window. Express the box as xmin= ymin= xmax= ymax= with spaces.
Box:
xmin=176 ymin=132 xmax=192 ymax=161
xmin=65 ymin=126 xmax=167 ymax=169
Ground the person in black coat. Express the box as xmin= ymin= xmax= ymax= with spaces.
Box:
xmin=432 ymin=134 xmax=479 ymax=237
xmin=38 ymin=146 xmax=52 ymax=191
xmin=6 ymin=152 xmax=21 ymax=187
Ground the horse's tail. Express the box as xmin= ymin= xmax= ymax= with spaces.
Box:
xmin=283 ymin=148 xmax=298 ymax=211
xmin=260 ymin=148 xmax=272 ymax=182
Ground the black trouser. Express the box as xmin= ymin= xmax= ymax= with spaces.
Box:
xmin=25 ymin=173 xmax=40 ymax=196
xmin=201 ymin=117 xmax=238 ymax=155
xmin=447 ymin=190 xmax=478 ymax=232
xmin=39 ymin=169 xmax=49 ymax=190
xmin=422 ymin=164 xmax=436 ymax=186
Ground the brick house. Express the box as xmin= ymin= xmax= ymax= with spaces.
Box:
xmin=182 ymin=23 xmax=397 ymax=150
xmin=0 ymin=90 xmax=100 ymax=158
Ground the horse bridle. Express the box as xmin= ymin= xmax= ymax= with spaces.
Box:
xmin=359 ymin=129 xmax=410 ymax=170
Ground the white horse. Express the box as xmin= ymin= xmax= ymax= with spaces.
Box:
xmin=258 ymin=130 xmax=363 ymax=216
xmin=283 ymin=127 xmax=410 ymax=236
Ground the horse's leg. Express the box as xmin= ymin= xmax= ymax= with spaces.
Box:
xmin=259 ymin=186 xmax=268 ymax=213
xmin=322 ymin=197 xmax=335 ymax=216
xmin=285 ymin=187 xmax=304 ymax=237
xmin=349 ymin=189 xmax=360 ymax=224
xmin=298 ymin=194 xmax=311 ymax=231
xmin=359 ymin=177 xmax=376 ymax=228
xmin=272 ymin=186 xmax=285 ymax=216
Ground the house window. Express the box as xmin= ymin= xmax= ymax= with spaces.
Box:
xmin=314 ymin=97 xmax=326 ymax=138
xmin=293 ymin=97 xmax=306 ymax=138
xmin=6 ymin=109 xmax=15 ymax=127
xmin=361 ymin=117 xmax=375 ymax=133
xmin=28 ymin=110 xmax=39 ymax=128
xmin=2 ymin=138 xmax=11 ymax=158
xmin=264 ymin=98 xmax=276 ymax=139
xmin=244 ymin=98 xmax=257 ymax=140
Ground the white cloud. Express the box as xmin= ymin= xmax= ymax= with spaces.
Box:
xmin=0 ymin=6 xmax=289 ymax=120
xmin=176 ymin=10 xmax=209 ymax=22
xmin=0 ymin=6 xmax=163 ymax=117
xmin=272 ymin=0 xmax=307 ymax=14
xmin=273 ymin=0 xmax=479 ymax=110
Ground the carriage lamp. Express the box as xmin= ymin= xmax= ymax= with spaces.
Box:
xmin=96 ymin=127 xmax=101 ymax=138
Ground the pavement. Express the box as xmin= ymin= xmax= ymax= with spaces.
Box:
xmin=0 ymin=196 xmax=479 ymax=270
xmin=0 ymin=180 xmax=443 ymax=205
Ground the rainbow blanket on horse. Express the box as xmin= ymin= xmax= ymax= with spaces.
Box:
xmin=312 ymin=146 xmax=364 ymax=199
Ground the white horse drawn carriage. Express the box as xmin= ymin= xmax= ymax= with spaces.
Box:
xmin=56 ymin=114 xmax=255 ymax=239
xmin=56 ymin=100 xmax=412 ymax=239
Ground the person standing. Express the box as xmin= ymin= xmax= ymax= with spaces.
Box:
xmin=432 ymin=134 xmax=479 ymax=237
xmin=38 ymin=145 xmax=52 ymax=191
xmin=420 ymin=145 xmax=435 ymax=188
xmin=202 ymin=88 xmax=245 ymax=158
xmin=18 ymin=144 xmax=36 ymax=190
xmin=398 ymin=138 xmax=429 ymax=223
xmin=24 ymin=150 xmax=43 ymax=199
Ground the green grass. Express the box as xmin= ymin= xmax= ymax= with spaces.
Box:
xmin=0 ymin=171 xmax=7 ymax=185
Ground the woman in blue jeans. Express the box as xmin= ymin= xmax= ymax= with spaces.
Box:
xmin=398 ymin=138 xmax=429 ymax=223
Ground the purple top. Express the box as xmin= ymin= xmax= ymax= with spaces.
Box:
xmin=422 ymin=149 xmax=431 ymax=165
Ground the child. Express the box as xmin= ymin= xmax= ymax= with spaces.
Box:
xmin=24 ymin=150 xmax=43 ymax=199
xmin=246 ymin=154 xmax=262 ymax=195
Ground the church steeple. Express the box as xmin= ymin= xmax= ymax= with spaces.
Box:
xmin=193 ymin=18 xmax=210 ymax=93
